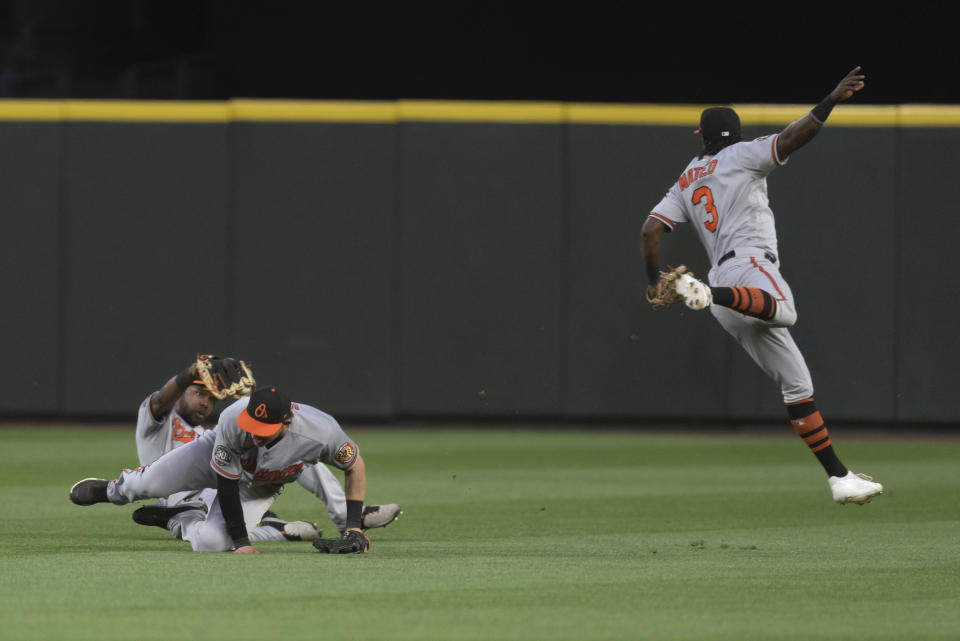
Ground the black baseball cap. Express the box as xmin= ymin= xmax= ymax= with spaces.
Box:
xmin=237 ymin=386 xmax=292 ymax=436
xmin=695 ymin=107 xmax=741 ymax=140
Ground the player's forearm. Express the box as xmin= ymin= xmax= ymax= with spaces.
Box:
xmin=343 ymin=456 xmax=367 ymax=530
xmin=641 ymin=218 xmax=666 ymax=285
xmin=149 ymin=364 xmax=196 ymax=419
xmin=343 ymin=455 xmax=366 ymax=502
xmin=775 ymin=113 xmax=823 ymax=159
xmin=777 ymin=74 xmax=853 ymax=159
xmin=216 ymin=474 xmax=250 ymax=549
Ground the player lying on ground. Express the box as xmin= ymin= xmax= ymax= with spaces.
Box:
xmin=130 ymin=357 xmax=399 ymax=541
xmin=642 ymin=66 xmax=883 ymax=505
xmin=72 ymin=381 xmax=399 ymax=553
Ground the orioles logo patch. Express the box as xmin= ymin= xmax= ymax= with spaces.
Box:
xmin=254 ymin=403 xmax=268 ymax=418
xmin=335 ymin=442 xmax=356 ymax=466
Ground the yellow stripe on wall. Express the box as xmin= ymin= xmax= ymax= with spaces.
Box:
xmin=0 ymin=100 xmax=66 ymax=120
xmin=564 ymin=103 xmax=706 ymax=125
xmin=0 ymin=99 xmax=958 ymax=126
xmin=896 ymin=105 xmax=960 ymax=126
xmin=230 ymin=100 xmax=396 ymax=122
xmin=398 ymin=100 xmax=565 ymax=123
xmin=65 ymin=101 xmax=229 ymax=122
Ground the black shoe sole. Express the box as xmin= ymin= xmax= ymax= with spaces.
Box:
xmin=132 ymin=504 xmax=202 ymax=529
xmin=69 ymin=478 xmax=109 ymax=506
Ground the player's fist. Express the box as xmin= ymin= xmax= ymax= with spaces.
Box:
xmin=233 ymin=545 xmax=259 ymax=554
xmin=830 ymin=66 xmax=865 ymax=103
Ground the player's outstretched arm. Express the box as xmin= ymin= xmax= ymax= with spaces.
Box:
xmin=148 ymin=361 xmax=199 ymax=421
xmin=776 ymin=66 xmax=865 ymax=160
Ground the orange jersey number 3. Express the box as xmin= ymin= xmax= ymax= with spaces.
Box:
xmin=692 ymin=186 xmax=718 ymax=232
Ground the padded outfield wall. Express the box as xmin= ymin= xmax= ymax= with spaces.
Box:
xmin=0 ymin=100 xmax=956 ymax=424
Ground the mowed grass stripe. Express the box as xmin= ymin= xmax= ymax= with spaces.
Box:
xmin=0 ymin=426 xmax=957 ymax=641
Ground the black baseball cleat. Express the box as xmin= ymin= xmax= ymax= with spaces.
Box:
xmin=361 ymin=504 xmax=402 ymax=530
xmin=260 ymin=510 xmax=279 ymax=523
xmin=132 ymin=504 xmax=204 ymax=530
xmin=69 ymin=478 xmax=109 ymax=505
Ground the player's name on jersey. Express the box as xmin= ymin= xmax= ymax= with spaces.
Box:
xmin=678 ymin=159 xmax=718 ymax=191
xmin=252 ymin=462 xmax=304 ymax=483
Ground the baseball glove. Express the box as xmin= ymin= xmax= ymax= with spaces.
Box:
xmin=313 ymin=530 xmax=371 ymax=554
xmin=646 ymin=265 xmax=689 ymax=309
xmin=194 ymin=354 xmax=256 ymax=400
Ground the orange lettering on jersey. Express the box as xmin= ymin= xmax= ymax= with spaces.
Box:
xmin=171 ymin=417 xmax=197 ymax=444
xmin=252 ymin=462 xmax=304 ymax=483
xmin=254 ymin=403 xmax=268 ymax=418
xmin=692 ymin=186 xmax=719 ymax=232
xmin=679 ymin=160 xmax=718 ymax=192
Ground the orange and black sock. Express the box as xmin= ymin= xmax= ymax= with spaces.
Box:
xmin=711 ymin=287 xmax=777 ymax=320
xmin=786 ymin=398 xmax=847 ymax=477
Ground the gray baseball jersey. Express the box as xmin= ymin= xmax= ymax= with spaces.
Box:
xmin=646 ymin=133 xmax=814 ymax=404
xmin=136 ymin=395 xmax=206 ymax=466
xmin=135 ymin=394 xmax=207 ymax=507
xmin=211 ymin=397 xmax=359 ymax=486
xmin=649 ymin=134 xmax=787 ymax=265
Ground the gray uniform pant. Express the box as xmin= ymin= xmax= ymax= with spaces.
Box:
xmin=708 ymin=248 xmax=814 ymax=404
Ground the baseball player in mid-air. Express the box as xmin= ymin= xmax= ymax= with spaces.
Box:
xmin=642 ymin=66 xmax=883 ymax=505
xmin=128 ymin=359 xmax=398 ymax=541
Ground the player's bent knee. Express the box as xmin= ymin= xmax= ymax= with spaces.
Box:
xmin=191 ymin=524 xmax=234 ymax=552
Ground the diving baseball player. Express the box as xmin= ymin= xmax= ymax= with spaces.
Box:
xmin=642 ymin=66 xmax=883 ymax=505
xmin=131 ymin=361 xmax=346 ymax=541
xmin=71 ymin=385 xmax=393 ymax=552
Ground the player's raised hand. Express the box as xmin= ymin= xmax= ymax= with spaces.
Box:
xmin=830 ymin=66 xmax=865 ymax=103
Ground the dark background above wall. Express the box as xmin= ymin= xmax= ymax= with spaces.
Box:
xmin=0 ymin=1 xmax=954 ymax=104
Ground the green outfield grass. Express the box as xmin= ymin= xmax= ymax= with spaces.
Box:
xmin=1 ymin=425 xmax=957 ymax=641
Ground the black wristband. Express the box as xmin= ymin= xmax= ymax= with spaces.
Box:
xmin=809 ymin=96 xmax=835 ymax=124
xmin=174 ymin=367 xmax=194 ymax=388
xmin=345 ymin=499 xmax=363 ymax=530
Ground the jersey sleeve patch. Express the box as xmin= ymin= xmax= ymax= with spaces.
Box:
xmin=211 ymin=445 xmax=241 ymax=478
xmin=334 ymin=441 xmax=358 ymax=469
xmin=214 ymin=445 xmax=232 ymax=466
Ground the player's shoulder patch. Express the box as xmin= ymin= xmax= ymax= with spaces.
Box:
xmin=213 ymin=445 xmax=233 ymax=467
xmin=753 ymin=134 xmax=773 ymax=142
xmin=335 ymin=441 xmax=357 ymax=467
